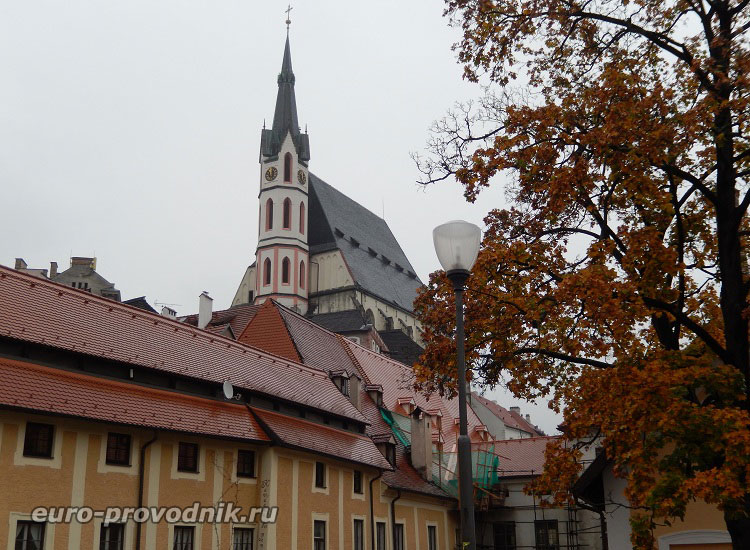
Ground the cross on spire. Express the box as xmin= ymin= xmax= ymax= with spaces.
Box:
xmin=285 ymin=4 xmax=293 ymax=34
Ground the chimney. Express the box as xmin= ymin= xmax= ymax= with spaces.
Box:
xmin=161 ymin=306 xmax=177 ymax=319
xmin=14 ymin=258 xmax=27 ymax=270
xmin=198 ymin=291 xmax=213 ymax=329
xmin=49 ymin=261 xmax=58 ymax=278
xmin=349 ymin=373 xmax=362 ymax=411
xmin=525 ymin=414 xmax=531 ymax=423
xmin=409 ymin=408 xmax=433 ymax=481
xmin=510 ymin=406 xmax=521 ymax=414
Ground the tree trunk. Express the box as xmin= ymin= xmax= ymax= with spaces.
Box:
xmin=725 ymin=512 xmax=750 ymax=550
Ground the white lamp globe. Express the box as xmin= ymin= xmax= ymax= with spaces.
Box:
xmin=432 ymin=220 xmax=482 ymax=274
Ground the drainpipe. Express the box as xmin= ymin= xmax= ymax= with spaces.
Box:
xmin=391 ymin=490 xmax=402 ymax=550
xmin=369 ymin=470 xmax=383 ymax=550
xmin=135 ymin=431 xmax=158 ymax=550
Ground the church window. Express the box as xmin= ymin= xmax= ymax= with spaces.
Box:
xmin=265 ymin=199 xmax=274 ymax=231
xmin=282 ymin=258 xmax=290 ymax=284
xmin=299 ymin=261 xmax=306 ymax=289
xmin=299 ymin=202 xmax=305 ymax=234
xmin=284 ymin=153 xmax=292 ymax=182
xmin=283 ymin=198 xmax=292 ymax=229
xmin=263 ymin=259 xmax=271 ymax=286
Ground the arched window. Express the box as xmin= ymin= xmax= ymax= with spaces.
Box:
xmin=284 ymin=153 xmax=292 ymax=183
xmin=265 ymin=198 xmax=273 ymax=231
xmin=282 ymin=258 xmax=290 ymax=284
xmin=299 ymin=260 xmax=306 ymax=289
xmin=263 ymin=258 xmax=271 ymax=286
xmin=283 ymin=198 xmax=292 ymax=229
xmin=299 ymin=202 xmax=305 ymax=234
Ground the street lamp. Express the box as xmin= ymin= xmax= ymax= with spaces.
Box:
xmin=433 ymin=220 xmax=481 ymax=550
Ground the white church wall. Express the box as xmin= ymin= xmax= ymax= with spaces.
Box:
xmin=231 ymin=265 xmax=257 ymax=306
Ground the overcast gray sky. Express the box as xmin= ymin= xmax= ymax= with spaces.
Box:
xmin=0 ymin=0 xmax=560 ymax=434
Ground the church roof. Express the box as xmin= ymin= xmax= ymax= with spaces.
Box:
xmin=308 ymin=309 xmax=370 ymax=333
xmin=308 ymin=173 xmax=423 ymax=312
xmin=378 ymin=329 xmax=424 ymax=367
xmin=260 ymin=36 xmax=310 ymax=162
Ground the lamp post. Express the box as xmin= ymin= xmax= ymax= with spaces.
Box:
xmin=433 ymin=220 xmax=481 ymax=550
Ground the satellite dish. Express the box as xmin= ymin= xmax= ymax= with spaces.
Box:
xmin=222 ymin=380 xmax=234 ymax=400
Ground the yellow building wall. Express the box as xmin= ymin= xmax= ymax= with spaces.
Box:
xmin=0 ymin=412 xmax=458 ymax=550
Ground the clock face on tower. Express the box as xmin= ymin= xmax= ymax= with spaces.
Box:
xmin=297 ymin=170 xmax=307 ymax=184
xmin=265 ymin=167 xmax=278 ymax=182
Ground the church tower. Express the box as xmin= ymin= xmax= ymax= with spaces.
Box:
xmin=254 ymin=33 xmax=310 ymax=313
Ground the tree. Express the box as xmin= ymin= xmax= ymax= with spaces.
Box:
xmin=413 ymin=0 xmax=750 ymax=547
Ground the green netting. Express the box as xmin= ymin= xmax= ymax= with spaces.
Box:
xmin=380 ymin=408 xmax=411 ymax=447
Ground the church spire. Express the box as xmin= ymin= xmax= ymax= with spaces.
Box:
xmin=260 ymin=29 xmax=310 ymax=162
xmin=272 ymin=35 xmax=299 ymax=140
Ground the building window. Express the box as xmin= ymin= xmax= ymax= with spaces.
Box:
xmin=299 ymin=261 xmax=306 ymax=289
xmin=283 ymin=198 xmax=292 ymax=229
xmin=376 ymin=522 xmax=386 ymax=550
xmin=265 ymin=198 xmax=273 ymax=231
xmin=15 ymin=521 xmax=45 ymax=550
xmin=315 ymin=461 xmax=326 ymax=488
xmin=494 ymin=522 xmax=516 ymax=550
xmin=106 ymin=433 xmax=131 ymax=466
xmin=233 ymin=527 xmax=254 ymax=550
xmin=237 ymin=449 xmax=256 ymax=478
xmin=313 ymin=520 xmax=326 ymax=550
xmin=299 ymin=202 xmax=305 ymax=233
xmin=23 ymin=422 xmax=54 ymax=458
xmin=284 ymin=152 xmax=293 ymax=182
xmin=263 ymin=258 xmax=271 ymax=286
xmin=428 ymin=525 xmax=438 ymax=550
xmin=534 ymin=520 xmax=559 ymax=550
xmin=353 ymin=470 xmax=363 ymax=494
xmin=173 ymin=526 xmax=194 ymax=550
xmin=177 ymin=442 xmax=199 ymax=473
xmin=386 ymin=443 xmax=396 ymax=466
xmin=281 ymin=258 xmax=290 ymax=284
xmin=248 ymin=290 xmax=254 ymax=303
xmin=100 ymin=523 xmax=125 ymax=550
xmin=394 ymin=524 xmax=404 ymax=550
xmin=353 ymin=519 xmax=364 ymax=550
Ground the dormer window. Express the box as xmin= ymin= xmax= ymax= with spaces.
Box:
xmin=331 ymin=372 xmax=350 ymax=396
xmin=386 ymin=442 xmax=396 ymax=466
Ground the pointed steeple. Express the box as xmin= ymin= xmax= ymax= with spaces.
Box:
xmin=260 ymin=35 xmax=310 ymax=162
xmin=272 ymin=36 xmax=299 ymax=139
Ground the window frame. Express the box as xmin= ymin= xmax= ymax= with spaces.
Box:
xmin=376 ymin=522 xmax=387 ymax=550
xmin=353 ymin=469 xmax=363 ymax=494
xmin=282 ymin=198 xmax=292 ymax=229
xmin=99 ymin=522 xmax=125 ymax=550
xmin=394 ymin=523 xmax=405 ymax=550
xmin=314 ymin=461 xmax=326 ymax=488
xmin=263 ymin=258 xmax=272 ymax=286
xmin=173 ymin=525 xmax=195 ymax=550
xmin=353 ymin=518 xmax=364 ymax=550
xmin=299 ymin=202 xmax=305 ymax=233
xmin=281 ymin=257 xmax=290 ymax=285
xmin=237 ymin=449 xmax=256 ymax=478
xmin=284 ymin=153 xmax=293 ymax=183
xmin=534 ymin=520 xmax=559 ymax=550
xmin=232 ymin=526 xmax=255 ymax=550
xmin=105 ymin=432 xmax=132 ymax=466
xmin=313 ymin=520 xmax=326 ymax=550
xmin=23 ymin=422 xmax=54 ymax=458
xmin=15 ymin=520 xmax=46 ymax=550
xmin=299 ymin=260 xmax=305 ymax=289
xmin=494 ymin=521 xmax=517 ymax=550
xmin=177 ymin=442 xmax=199 ymax=473
xmin=265 ymin=198 xmax=274 ymax=231
xmin=428 ymin=524 xmax=438 ymax=550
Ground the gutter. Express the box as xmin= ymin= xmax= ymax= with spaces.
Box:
xmin=369 ymin=470 xmax=383 ymax=550
xmin=135 ymin=431 xmax=158 ymax=550
xmin=391 ymin=489 xmax=402 ymax=550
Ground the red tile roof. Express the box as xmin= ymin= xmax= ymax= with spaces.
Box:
xmin=492 ymin=436 xmax=558 ymax=478
xmin=180 ymin=303 xmax=260 ymax=336
xmin=0 ymin=266 xmax=366 ymax=424
xmin=237 ymin=301 xmax=301 ymax=363
xmin=0 ymin=357 xmax=270 ymax=441
xmin=382 ymin=443 xmax=451 ymax=499
xmin=472 ymin=393 xmax=544 ymax=436
xmin=252 ymin=408 xmax=392 ymax=470
xmin=342 ymin=338 xmax=485 ymax=443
